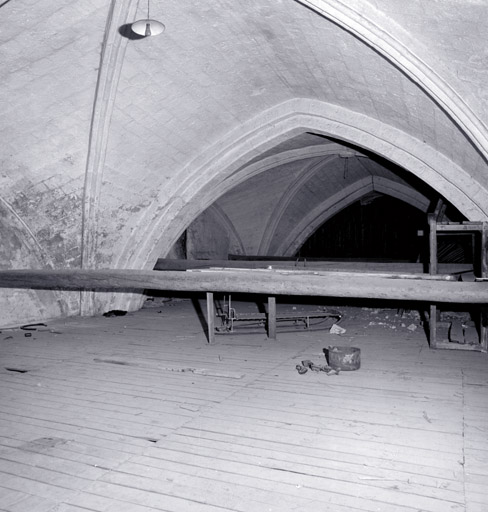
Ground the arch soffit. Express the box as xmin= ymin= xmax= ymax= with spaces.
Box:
xmin=226 ymin=144 xmax=363 ymax=190
xmin=123 ymin=99 xmax=488 ymax=270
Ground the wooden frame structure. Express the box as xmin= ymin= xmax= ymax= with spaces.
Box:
xmin=0 ymin=267 xmax=486 ymax=348
xmin=210 ymin=294 xmax=342 ymax=340
xmin=428 ymin=213 xmax=488 ymax=351
xmin=206 ymin=292 xmax=276 ymax=343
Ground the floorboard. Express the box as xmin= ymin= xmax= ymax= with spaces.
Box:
xmin=0 ymin=297 xmax=486 ymax=511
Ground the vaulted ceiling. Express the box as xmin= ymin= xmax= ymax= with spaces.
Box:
xmin=1 ymin=0 xmax=488 ymax=323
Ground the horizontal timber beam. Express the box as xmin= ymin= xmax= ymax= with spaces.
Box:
xmin=0 ymin=269 xmax=486 ymax=304
xmin=155 ymin=259 xmax=473 ymax=275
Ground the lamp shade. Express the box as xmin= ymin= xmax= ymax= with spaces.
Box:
xmin=131 ymin=19 xmax=165 ymax=37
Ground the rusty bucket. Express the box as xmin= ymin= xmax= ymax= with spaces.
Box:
xmin=327 ymin=346 xmax=361 ymax=371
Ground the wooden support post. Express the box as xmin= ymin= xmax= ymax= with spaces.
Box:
xmin=429 ymin=304 xmax=437 ymax=349
xmin=428 ymin=214 xmax=438 ymax=349
xmin=481 ymin=223 xmax=488 ymax=352
xmin=433 ymin=198 xmax=447 ymax=223
xmin=206 ymin=292 xmax=215 ymax=344
xmin=268 ymin=296 xmax=276 ymax=340
xmin=228 ymin=294 xmax=234 ymax=332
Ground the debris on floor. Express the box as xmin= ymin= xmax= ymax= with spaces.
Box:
xmin=329 ymin=323 xmax=346 ymax=334
xmin=20 ymin=323 xmax=47 ymax=330
xmin=94 ymin=357 xmax=245 ymax=379
xmin=93 ymin=358 xmax=135 ymax=366
xmin=360 ymin=307 xmax=422 ymax=331
xmin=5 ymin=367 xmax=29 ymax=373
xmin=447 ymin=319 xmax=479 ymax=345
xmin=295 ymin=359 xmax=340 ymax=376
xmin=160 ymin=366 xmax=245 ymax=379
xmin=179 ymin=403 xmax=201 ymax=412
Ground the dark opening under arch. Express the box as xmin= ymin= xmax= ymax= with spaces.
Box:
xmin=296 ymin=194 xmax=462 ymax=263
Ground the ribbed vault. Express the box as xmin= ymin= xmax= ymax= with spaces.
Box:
xmin=130 ymin=99 xmax=488 ymax=266
xmin=1 ymin=0 xmax=488 ymax=323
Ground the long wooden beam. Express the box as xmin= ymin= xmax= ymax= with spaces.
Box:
xmin=0 ymin=268 xmax=487 ymax=303
xmin=155 ymin=258 xmax=473 ymax=275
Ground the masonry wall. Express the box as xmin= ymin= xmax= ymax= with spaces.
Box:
xmin=1 ymin=0 xmax=488 ymax=328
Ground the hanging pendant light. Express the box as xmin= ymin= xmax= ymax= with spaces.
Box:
xmin=131 ymin=0 xmax=165 ymax=37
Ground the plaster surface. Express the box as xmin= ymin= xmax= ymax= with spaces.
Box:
xmin=1 ymin=0 xmax=487 ymax=324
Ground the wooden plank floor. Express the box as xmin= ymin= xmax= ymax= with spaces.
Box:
xmin=0 ymin=297 xmax=487 ymax=512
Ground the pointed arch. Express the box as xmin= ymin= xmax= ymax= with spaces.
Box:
xmin=123 ymin=99 xmax=488 ymax=270
xmin=108 ymin=99 xmax=488 ymax=312
xmin=275 ymin=176 xmax=430 ymax=256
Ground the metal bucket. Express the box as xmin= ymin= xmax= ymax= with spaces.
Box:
xmin=327 ymin=346 xmax=361 ymax=371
